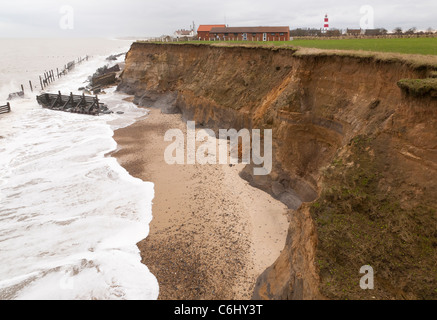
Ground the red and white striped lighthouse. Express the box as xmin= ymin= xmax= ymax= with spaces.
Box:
xmin=324 ymin=14 xmax=329 ymax=31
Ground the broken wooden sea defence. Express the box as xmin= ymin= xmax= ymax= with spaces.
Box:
xmin=38 ymin=55 xmax=89 ymax=91
xmin=36 ymin=92 xmax=107 ymax=116
xmin=0 ymin=102 xmax=11 ymax=114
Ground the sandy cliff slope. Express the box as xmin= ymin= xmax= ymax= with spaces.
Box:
xmin=118 ymin=43 xmax=437 ymax=300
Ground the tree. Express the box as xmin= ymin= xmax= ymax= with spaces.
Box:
xmin=393 ymin=27 xmax=403 ymax=34
xmin=427 ymin=27 xmax=434 ymax=33
xmin=405 ymin=27 xmax=417 ymax=35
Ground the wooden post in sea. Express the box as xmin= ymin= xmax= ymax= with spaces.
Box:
xmin=7 ymin=102 xmax=10 ymax=112
xmin=21 ymin=84 xmax=24 ymax=92
xmin=29 ymin=80 xmax=33 ymax=92
xmin=95 ymin=95 xmax=99 ymax=111
xmin=40 ymin=76 xmax=44 ymax=90
xmin=57 ymin=68 xmax=59 ymax=78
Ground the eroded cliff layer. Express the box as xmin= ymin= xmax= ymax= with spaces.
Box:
xmin=118 ymin=42 xmax=437 ymax=300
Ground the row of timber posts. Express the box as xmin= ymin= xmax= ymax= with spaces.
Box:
xmin=4 ymin=56 xmax=88 ymax=115
xmin=37 ymin=91 xmax=101 ymax=115
xmin=0 ymin=102 xmax=11 ymax=114
xmin=12 ymin=55 xmax=90 ymax=93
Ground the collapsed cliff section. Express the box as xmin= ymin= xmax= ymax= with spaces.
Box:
xmin=118 ymin=42 xmax=437 ymax=300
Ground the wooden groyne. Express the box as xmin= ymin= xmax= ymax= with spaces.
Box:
xmin=7 ymin=56 xmax=89 ymax=97
xmin=36 ymin=92 xmax=109 ymax=116
xmin=39 ymin=56 xmax=89 ymax=91
xmin=0 ymin=102 xmax=11 ymax=114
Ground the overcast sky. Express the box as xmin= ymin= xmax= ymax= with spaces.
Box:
xmin=0 ymin=0 xmax=436 ymax=38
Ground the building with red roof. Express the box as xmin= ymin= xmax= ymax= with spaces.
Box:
xmin=197 ymin=25 xmax=227 ymax=40
xmin=209 ymin=26 xmax=290 ymax=41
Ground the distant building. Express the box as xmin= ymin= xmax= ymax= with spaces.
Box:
xmin=346 ymin=28 xmax=387 ymax=36
xmin=346 ymin=28 xmax=363 ymax=36
xmin=365 ymin=28 xmax=388 ymax=36
xmin=290 ymin=28 xmax=323 ymax=37
xmin=174 ymin=29 xmax=195 ymax=39
xmin=208 ymin=26 xmax=290 ymax=41
xmin=197 ymin=25 xmax=227 ymax=40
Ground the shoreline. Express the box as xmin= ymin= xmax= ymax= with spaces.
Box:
xmin=112 ymin=107 xmax=289 ymax=300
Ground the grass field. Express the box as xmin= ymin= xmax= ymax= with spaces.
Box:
xmin=289 ymin=38 xmax=437 ymax=55
xmin=186 ymin=38 xmax=437 ymax=56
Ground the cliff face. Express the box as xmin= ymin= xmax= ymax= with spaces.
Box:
xmin=118 ymin=43 xmax=437 ymax=300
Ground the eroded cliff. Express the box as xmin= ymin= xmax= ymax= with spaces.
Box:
xmin=118 ymin=42 xmax=437 ymax=300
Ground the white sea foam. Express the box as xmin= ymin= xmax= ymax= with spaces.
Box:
xmin=0 ymin=42 xmax=159 ymax=300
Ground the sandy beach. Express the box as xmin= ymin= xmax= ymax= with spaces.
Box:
xmin=112 ymin=107 xmax=289 ymax=300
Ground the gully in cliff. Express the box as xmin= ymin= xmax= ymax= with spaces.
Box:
xmin=164 ymin=121 xmax=273 ymax=176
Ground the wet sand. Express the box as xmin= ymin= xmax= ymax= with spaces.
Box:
xmin=112 ymin=108 xmax=289 ymax=300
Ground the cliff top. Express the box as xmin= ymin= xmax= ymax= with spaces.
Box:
xmin=134 ymin=41 xmax=437 ymax=71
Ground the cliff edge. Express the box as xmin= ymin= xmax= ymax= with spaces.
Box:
xmin=118 ymin=42 xmax=437 ymax=300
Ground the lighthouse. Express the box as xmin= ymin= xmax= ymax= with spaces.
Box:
xmin=323 ymin=14 xmax=329 ymax=32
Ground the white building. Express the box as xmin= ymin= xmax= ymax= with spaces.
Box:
xmin=174 ymin=29 xmax=195 ymax=39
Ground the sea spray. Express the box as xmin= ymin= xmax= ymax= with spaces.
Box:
xmin=0 ymin=49 xmax=158 ymax=299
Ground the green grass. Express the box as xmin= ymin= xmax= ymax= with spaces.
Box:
xmin=311 ymin=135 xmax=437 ymax=300
xmin=185 ymin=38 xmax=437 ymax=56
xmin=397 ymin=78 xmax=437 ymax=96
xmin=290 ymin=38 xmax=437 ymax=55
xmin=137 ymin=38 xmax=437 ymax=71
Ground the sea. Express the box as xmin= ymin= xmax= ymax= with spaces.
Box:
xmin=0 ymin=38 xmax=159 ymax=300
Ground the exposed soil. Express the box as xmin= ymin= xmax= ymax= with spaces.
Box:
xmin=117 ymin=43 xmax=437 ymax=300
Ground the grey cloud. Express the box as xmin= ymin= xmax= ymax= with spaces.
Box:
xmin=0 ymin=0 xmax=435 ymax=37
